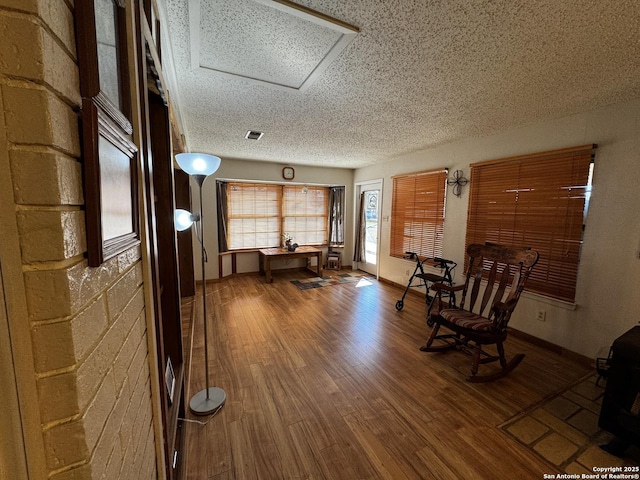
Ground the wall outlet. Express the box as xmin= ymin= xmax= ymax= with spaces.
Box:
xmin=405 ymin=269 xmax=410 ymax=276
xmin=536 ymin=310 xmax=546 ymax=322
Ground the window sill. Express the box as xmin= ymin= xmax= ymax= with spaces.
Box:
xmin=521 ymin=290 xmax=577 ymax=311
xmin=224 ymin=244 xmax=330 ymax=254
xmin=220 ymin=248 xmax=261 ymax=255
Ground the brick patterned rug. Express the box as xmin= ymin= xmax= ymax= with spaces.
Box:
xmin=291 ymin=272 xmax=374 ymax=290
xmin=500 ymin=374 xmax=640 ymax=475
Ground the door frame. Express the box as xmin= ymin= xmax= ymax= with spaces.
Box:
xmin=354 ymin=179 xmax=383 ymax=277
xmin=0 ymin=263 xmax=30 ymax=479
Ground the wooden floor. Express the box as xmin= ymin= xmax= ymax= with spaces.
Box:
xmin=179 ymin=269 xmax=591 ymax=479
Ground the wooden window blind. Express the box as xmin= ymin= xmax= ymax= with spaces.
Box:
xmin=227 ymin=183 xmax=281 ymax=249
xmin=466 ymin=144 xmax=596 ymax=302
xmin=282 ymin=186 xmax=328 ymax=245
xmin=226 ymin=183 xmax=329 ymax=250
xmin=390 ymin=168 xmax=448 ymax=259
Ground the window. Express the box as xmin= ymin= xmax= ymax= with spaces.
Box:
xmin=225 ymin=183 xmax=329 ymax=250
xmin=466 ymin=144 xmax=596 ymax=302
xmin=227 ymin=183 xmax=280 ymax=249
xmin=282 ymin=186 xmax=328 ymax=245
xmin=390 ymin=168 xmax=448 ymax=259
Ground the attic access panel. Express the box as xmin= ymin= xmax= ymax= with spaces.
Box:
xmin=189 ymin=0 xmax=358 ymax=91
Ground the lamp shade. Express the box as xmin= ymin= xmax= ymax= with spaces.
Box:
xmin=175 ymin=153 xmax=221 ymax=177
xmin=174 ymin=208 xmax=196 ymax=231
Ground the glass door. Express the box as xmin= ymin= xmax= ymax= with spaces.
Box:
xmin=356 ymin=181 xmax=382 ymax=276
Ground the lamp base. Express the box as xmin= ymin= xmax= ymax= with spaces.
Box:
xmin=189 ymin=387 xmax=226 ymax=415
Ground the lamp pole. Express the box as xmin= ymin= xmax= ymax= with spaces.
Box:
xmin=175 ymin=153 xmax=226 ymax=416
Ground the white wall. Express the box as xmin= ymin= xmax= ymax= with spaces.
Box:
xmin=354 ymin=98 xmax=640 ymax=360
xmin=191 ymin=158 xmax=354 ymax=280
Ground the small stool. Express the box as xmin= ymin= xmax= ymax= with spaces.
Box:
xmin=326 ymin=251 xmax=341 ymax=270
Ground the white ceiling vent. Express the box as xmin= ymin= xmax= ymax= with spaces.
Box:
xmin=245 ymin=130 xmax=264 ymax=140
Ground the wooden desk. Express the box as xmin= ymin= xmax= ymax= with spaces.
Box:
xmin=258 ymin=246 xmax=322 ymax=283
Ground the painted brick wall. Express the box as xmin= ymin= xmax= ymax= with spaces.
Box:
xmin=0 ymin=0 xmax=158 ymax=478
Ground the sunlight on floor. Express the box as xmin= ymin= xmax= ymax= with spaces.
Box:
xmin=355 ymin=278 xmax=373 ymax=288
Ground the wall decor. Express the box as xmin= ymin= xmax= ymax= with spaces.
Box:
xmin=447 ymin=169 xmax=469 ymax=198
xmin=76 ymin=0 xmax=140 ymax=266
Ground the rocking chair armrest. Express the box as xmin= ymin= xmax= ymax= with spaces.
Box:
xmin=431 ymin=282 xmax=464 ymax=293
xmin=491 ymin=300 xmax=520 ymax=331
xmin=493 ymin=299 xmax=518 ymax=313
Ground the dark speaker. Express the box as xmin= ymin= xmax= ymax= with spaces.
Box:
xmin=599 ymin=326 xmax=640 ymax=453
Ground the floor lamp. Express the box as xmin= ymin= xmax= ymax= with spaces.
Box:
xmin=174 ymin=152 xmax=226 ymax=415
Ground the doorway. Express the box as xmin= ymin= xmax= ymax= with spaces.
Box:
xmin=355 ymin=181 xmax=382 ymax=276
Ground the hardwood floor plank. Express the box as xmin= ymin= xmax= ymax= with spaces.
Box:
xmin=343 ymin=412 xmax=413 ymax=480
xmin=182 ymin=414 xmax=208 ymax=480
xmin=457 ymin=425 xmax=553 ymax=479
xmin=228 ymin=418 xmax=259 ymax=480
xmin=413 ymin=419 xmax=494 ymax=479
xmin=288 ymin=367 xmax=353 ymax=451
xmin=288 ymin=420 xmax=332 ymax=479
xmin=249 ymin=362 xmax=305 ymax=479
xmin=318 ymin=441 xmax=366 ymax=480
xmin=205 ymin=418 xmax=233 ymax=478
xmin=412 ymin=444 xmax=461 ymax=480
xmin=239 ymin=385 xmax=287 ymax=479
xmin=181 ymin=270 xmax=591 ymax=479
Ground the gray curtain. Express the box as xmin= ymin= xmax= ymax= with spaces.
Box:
xmin=353 ymin=192 xmax=366 ymax=262
xmin=328 ymin=186 xmax=345 ymax=247
xmin=216 ymin=180 xmax=229 ymax=252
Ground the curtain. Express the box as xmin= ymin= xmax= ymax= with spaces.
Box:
xmin=216 ymin=180 xmax=228 ymax=252
xmin=353 ymin=192 xmax=366 ymax=262
xmin=328 ymin=186 xmax=345 ymax=247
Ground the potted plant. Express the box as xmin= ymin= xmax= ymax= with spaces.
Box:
xmin=281 ymin=233 xmax=298 ymax=251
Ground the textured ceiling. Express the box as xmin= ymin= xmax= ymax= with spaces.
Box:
xmin=162 ymin=0 xmax=640 ymax=169
xmin=194 ymin=0 xmax=358 ymax=90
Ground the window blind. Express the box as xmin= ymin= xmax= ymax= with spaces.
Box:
xmin=390 ymin=168 xmax=448 ymax=259
xmin=227 ymin=183 xmax=281 ymax=249
xmin=466 ymin=144 xmax=596 ymax=302
xmin=226 ymin=183 xmax=329 ymax=250
xmin=282 ymin=186 xmax=328 ymax=245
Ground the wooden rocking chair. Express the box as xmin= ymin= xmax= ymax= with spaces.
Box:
xmin=420 ymin=243 xmax=539 ymax=382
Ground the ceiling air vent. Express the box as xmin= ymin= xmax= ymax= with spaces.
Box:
xmin=245 ymin=130 xmax=264 ymax=140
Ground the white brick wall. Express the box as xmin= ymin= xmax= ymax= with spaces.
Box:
xmin=0 ymin=0 xmax=159 ymax=478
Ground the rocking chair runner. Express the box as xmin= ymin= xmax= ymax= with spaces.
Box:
xmin=420 ymin=243 xmax=539 ymax=382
